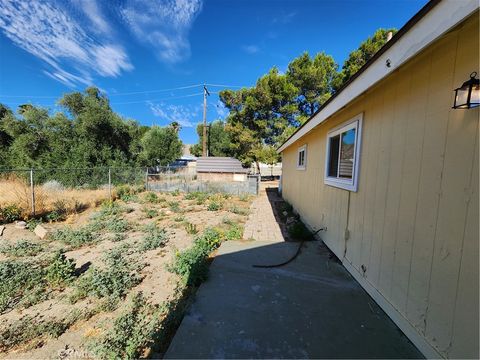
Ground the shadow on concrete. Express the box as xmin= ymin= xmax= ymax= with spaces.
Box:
xmin=164 ymin=236 xmax=423 ymax=358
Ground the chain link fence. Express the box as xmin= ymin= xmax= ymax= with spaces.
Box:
xmin=0 ymin=166 xmax=259 ymax=218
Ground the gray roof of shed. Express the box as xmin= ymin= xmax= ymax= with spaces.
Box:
xmin=196 ymin=157 xmax=248 ymax=173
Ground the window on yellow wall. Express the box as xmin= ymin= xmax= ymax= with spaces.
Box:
xmin=297 ymin=144 xmax=307 ymax=170
xmin=325 ymin=113 xmax=363 ymax=191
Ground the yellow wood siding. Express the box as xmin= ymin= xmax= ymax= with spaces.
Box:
xmin=281 ymin=13 xmax=479 ymax=359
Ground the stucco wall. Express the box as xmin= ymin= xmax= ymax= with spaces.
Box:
xmin=281 ymin=13 xmax=479 ymax=359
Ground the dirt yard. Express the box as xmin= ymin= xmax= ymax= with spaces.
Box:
xmin=0 ymin=188 xmax=252 ymax=359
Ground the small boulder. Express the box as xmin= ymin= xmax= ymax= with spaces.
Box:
xmin=34 ymin=224 xmax=49 ymax=239
xmin=15 ymin=221 xmax=27 ymax=229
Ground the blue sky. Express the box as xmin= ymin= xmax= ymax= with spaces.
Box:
xmin=0 ymin=0 xmax=427 ymax=144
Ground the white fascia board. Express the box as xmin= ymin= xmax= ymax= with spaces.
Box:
xmin=278 ymin=0 xmax=479 ymax=153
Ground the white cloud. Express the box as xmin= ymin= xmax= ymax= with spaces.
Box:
xmin=242 ymin=45 xmax=260 ymax=54
xmin=75 ymin=0 xmax=112 ymax=35
xmin=0 ymin=0 xmax=133 ymax=87
xmin=272 ymin=11 xmax=296 ymax=24
xmin=149 ymin=102 xmax=202 ymax=128
xmin=121 ymin=0 xmax=202 ymax=63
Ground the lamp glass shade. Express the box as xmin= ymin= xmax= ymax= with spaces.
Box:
xmin=470 ymin=83 xmax=480 ymax=108
xmin=455 ymin=87 xmax=470 ymax=108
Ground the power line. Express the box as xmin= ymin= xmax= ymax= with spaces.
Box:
xmin=0 ymin=83 xmax=248 ymax=99
xmin=205 ymin=83 xmax=245 ymax=88
xmin=111 ymin=92 xmax=204 ymax=105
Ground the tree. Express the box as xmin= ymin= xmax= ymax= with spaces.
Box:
xmin=219 ymin=67 xmax=298 ymax=166
xmin=191 ymin=120 xmax=230 ymax=157
xmin=170 ymin=121 xmax=181 ymax=133
xmin=334 ymin=28 xmax=397 ymax=90
xmin=256 ymin=145 xmax=280 ymax=176
xmin=286 ymin=52 xmax=338 ymax=119
xmin=140 ymin=126 xmax=183 ymax=166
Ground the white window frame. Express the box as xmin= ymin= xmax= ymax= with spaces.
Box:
xmin=297 ymin=144 xmax=307 ymax=170
xmin=324 ymin=113 xmax=363 ymax=192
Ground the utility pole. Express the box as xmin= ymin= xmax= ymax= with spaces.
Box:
xmin=202 ymin=84 xmax=210 ymax=157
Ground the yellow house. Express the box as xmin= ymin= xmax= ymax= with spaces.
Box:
xmin=278 ymin=1 xmax=479 ymax=358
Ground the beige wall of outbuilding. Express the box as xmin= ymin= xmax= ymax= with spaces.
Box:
xmin=281 ymin=13 xmax=479 ymax=359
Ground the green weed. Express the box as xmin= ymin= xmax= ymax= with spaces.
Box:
xmin=167 ymin=228 xmax=222 ymax=286
xmin=105 ymin=216 xmax=130 ymax=233
xmin=207 ymin=201 xmax=222 ymax=211
xmin=0 ymin=204 xmax=21 ymax=223
xmin=0 ymin=239 xmax=42 ymax=257
xmin=74 ymin=248 xmax=142 ymax=300
xmin=138 ymin=224 xmax=168 ymax=252
xmin=229 ymin=205 xmax=249 ymax=216
xmin=0 ymin=260 xmax=47 ymax=313
xmin=88 ymin=292 xmax=161 ymax=360
xmin=184 ymin=222 xmax=198 ymax=235
xmin=143 ymin=192 xmax=159 ymax=203
xmin=51 ymin=226 xmax=95 ymax=248
xmin=168 ymin=201 xmax=182 ymax=213
xmin=142 ymin=207 xmax=158 ymax=219
xmin=45 ymin=251 xmax=76 ymax=287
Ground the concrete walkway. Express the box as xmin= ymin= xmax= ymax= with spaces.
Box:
xmin=165 ymin=185 xmax=422 ymax=359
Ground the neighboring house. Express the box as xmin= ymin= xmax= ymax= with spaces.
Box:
xmin=278 ymin=1 xmax=478 ymax=359
xmin=196 ymin=157 xmax=249 ymax=182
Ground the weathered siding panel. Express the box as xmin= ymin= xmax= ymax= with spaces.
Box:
xmin=281 ymin=13 xmax=479 ymax=359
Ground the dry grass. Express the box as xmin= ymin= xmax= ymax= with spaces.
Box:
xmin=0 ymin=176 xmax=109 ymax=219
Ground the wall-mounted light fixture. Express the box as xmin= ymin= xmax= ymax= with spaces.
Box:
xmin=452 ymin=72 xmax=479 ymax=109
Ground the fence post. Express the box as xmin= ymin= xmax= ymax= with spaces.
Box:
xmin=145 ymin=167 xmax=149 ymax=191
xmin=30 ymin=168 xmax=35 ymax=216
xmin=108 ymin=168 xmax=112 ymax=200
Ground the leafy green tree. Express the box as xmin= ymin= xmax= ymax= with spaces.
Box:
xmin=219 ymin=67 xmax=298 ymax=166
xmin=191 ymin=120 xmax=230 ymax=157
xmin=140 ymin=126 xmax=183 ymax=166
xmin=0 ymin=104 xmax=14 ymax=167
xmin=286 ymin=52 xmax=338 ymax=119
xmin=334 ymin=28 xmax=397 ymax=90
xmin=255 ymin=145 xmax=280 ymax=176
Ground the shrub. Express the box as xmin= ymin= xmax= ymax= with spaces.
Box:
xmin=45 ymin=199 xmax=68 ymax=222
xmin=168 ymin=201 xmax=182 ymax=213
xmin=138 ymin=224 xmax=167 ymax=252
xmin=183 ymin=192 xmax=196 ymax=200
xmin=0 ymin=309 xmax=91 ymax=352
xmin=173 ymin=215 xmax=185 ymax=222
xmin=184 ymin=222 xmax=198 ymax=235
xmin=26 ymin=218 xmax=42 ymax=231
xmin=51 ymin=226 xmax=95 ymax=248
xmin=0 ymin=260 xmax=46 ymax=313
xmin=142 ymin=207 xmax=158 ymax=219
xmin=167 ymin=228 xmax=222 ymax=286
xmin=88 ymin=292 xmax=162 ymax=360
xmin=75 ymin=249 xmax=142 ymax=300
xmin=116 ymin=185 xmax=138 ymax=202
xmin=105 ymin=216 xmax=130 ymax=233
xmin=45 ymin=251 xmax=76 ymax=287
xmin=111 ymin=233 xmax=126 ymax=242
xmin=143 ymin=192 xmax=159 ymax=203
xmin=0 ymin=239 xmax=43 ymax=257
xmin=288 ymin=221 xmax=313 ymax=241
xmin=207 ymin=201 xmax=222 ymax=211
xmin=1 ymin=204 xmax=22 ymax=223
xmin=171 ymin=189 xmax=180 ymax=196
xmin=229 ymin=205 xmax=249 ymax=216
xmin=225 ymin=224 xmax=243 ymax=241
